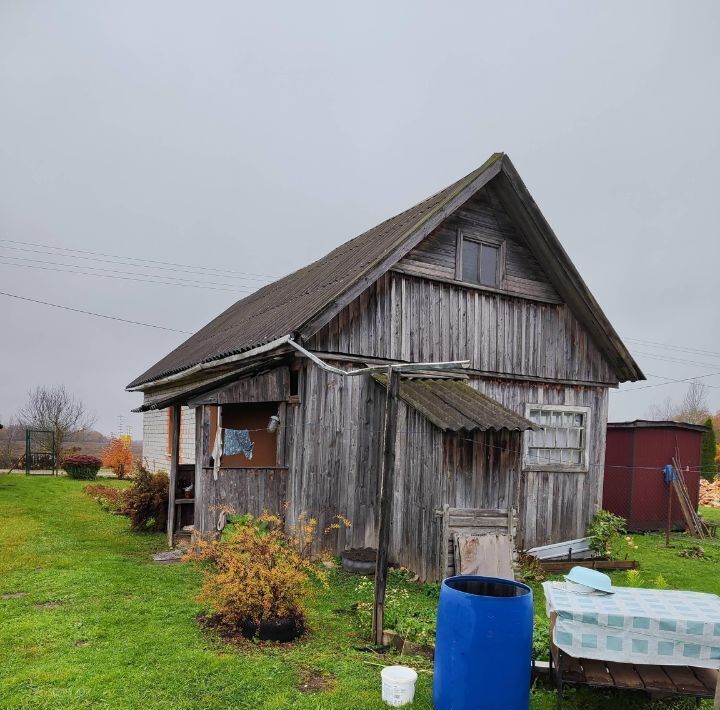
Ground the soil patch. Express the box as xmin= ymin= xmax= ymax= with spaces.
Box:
xmin=197 ymin=612 xmax=305 ymax=644
xmin=1 ymin=592 xmax=27 ymax=600
xmin=34 ymin=600 xmax=64 ymax=609
xmin=297 ymin=666 xmax=335 ymax=694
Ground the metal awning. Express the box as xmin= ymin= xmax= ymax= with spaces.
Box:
xmin=373 ymin=375 xmax=539 ymax=433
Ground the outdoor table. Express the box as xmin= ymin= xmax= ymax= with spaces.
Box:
xmin=543 ymin=581 xmax=720 ymax=709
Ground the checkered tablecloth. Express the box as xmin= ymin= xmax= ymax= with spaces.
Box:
xmin=543 ymin=581 xmax=720 ymax=669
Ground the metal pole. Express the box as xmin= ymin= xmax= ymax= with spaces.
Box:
xmin=666 ymin=471 xmax=672 ymax=547
xmin=372 ymin=365 xmax=400 ymax=645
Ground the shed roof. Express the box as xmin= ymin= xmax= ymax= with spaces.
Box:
xmin=128 ymin=153 xmax=643 ymax=389
xmin=608 ymin=419 xmax=709 ymax=434
xmin=373 ymin=375 xmax=539 ymax=433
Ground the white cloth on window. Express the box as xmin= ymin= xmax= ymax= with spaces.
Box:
xmin=211 ymin=426 xmax=223 ymax=481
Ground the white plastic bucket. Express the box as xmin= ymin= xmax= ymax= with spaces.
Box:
xmin=381 ymin=665 xmax=418 ymax=707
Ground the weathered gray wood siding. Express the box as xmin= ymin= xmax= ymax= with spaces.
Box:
xmin=196 ymin=465 xmax=288 ymax=532
xmin=188 ymin=187 xmax=617 ymax=573
xmin=284 ymin=367 xmax=445 ymax=580
xmin=471 ymin=379 xmax=609 ymax=550
xmin=308 ymin=272 xmax=618 ymax=386
xmin=394 ymin=187 xmax=560 ymax=303
xmin=284 ymin=366 xmax=385 ymax=554
xmin=305 ymin=243 xmax=614 ymax=553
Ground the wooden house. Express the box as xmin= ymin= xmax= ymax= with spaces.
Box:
xmin=127 ymin=154 xmax=644 ymax=581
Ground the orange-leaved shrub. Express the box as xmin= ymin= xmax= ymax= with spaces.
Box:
xmin=190 ymin=512 xmax=330 ymax=637
xmin=102 ymin=435 xmax=135 ymax=479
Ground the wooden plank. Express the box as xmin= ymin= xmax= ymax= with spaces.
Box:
xmin=692 ymin=667 xmax=718 ymax=694
xmin=580 ymin=658 xmax=613 ymax=686
xmin=372 ymin=366 xmax=400 ymax=644
xmin=634 ymin=664 xmax=675 ymax=692
xmin=167 ymin=404 xmax=181 ymax=547
xmin=540 ymin=559 xmax=638 ymax=573
xmin=605 ymin=662 xmax=645 ymax=689
xmin=453 ymin=533 xmax=513 ymax=577
xmin=663 ymin=665 xmax=708 ymax=694
xmin=559 ymin=654 xmax=585 ymax=683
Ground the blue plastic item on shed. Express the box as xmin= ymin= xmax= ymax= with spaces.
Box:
xmin=433 ymin=576 xmax=533 ymax=710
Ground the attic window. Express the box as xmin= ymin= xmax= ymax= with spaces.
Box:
xmin=458 ymin=234 xmax=502 ymax=288
xmin=523 ymin=404 xmax=591 ymax=473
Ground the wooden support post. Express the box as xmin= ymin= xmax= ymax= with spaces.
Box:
xmin=372 ymin=366 xmax=400 ymax=645
xmin=167 ymin=404 xmax=181 ymax=548
xmin=714 ymin=668 xmax=720 ymax=710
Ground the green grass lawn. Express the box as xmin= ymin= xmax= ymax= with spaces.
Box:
xmin=0 ymin=475 xmax=718 ymax=709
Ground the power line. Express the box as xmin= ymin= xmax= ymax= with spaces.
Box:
xmin=0 ymin=238 xmax=277 ymax=280
xmin=0 ymin=290 xmax=192 ymax=334
xmin=624 ymin=336 xmax=720 ymax=360
xmin=0 ymin=259 xmax=249 ymax=293
xmin=0 ymin=243 xmax=275 ymax=284
xmin=631 ymin=350 xmax=720 ymax=370
xmin=614 ymin=370 xmax=720 ymax=393
xmin=644 ymin=373 xmax=720 ymax=390
xmin=0 ymin=253 xmax=252 ymax=290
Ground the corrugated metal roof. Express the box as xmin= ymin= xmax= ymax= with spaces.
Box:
xmin=127 ymin=156 xmax=502 ymax=389
xmin=127 ymin=153 xmax=643 ymax=389
xmin=373 ymin=375 xmax=539 ymax=433
xmin=608 ymin=420 xmax=709 ymax=433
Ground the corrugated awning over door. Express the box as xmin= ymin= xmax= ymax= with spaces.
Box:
xmin=373 ymin=375 xmax=540 ymax=433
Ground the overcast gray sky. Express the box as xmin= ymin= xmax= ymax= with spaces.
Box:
xmin=1 ymin=1 xmax=719 ymax=438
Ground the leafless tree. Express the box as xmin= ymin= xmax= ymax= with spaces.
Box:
xmin=647 ymin=382 xmax=711 ymax=425
xmin=17 ymin=386 xmax=96 ymax=455
xmin=647 ymin=396 xmax=676 ymax=421
xmin=676 ymin=382 xmax=711 ymax=424
xmin=0 ymin=417 xmax=24 ymax=468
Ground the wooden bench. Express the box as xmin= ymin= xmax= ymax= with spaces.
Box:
xmin=550 ymin=644 xmax=717 ymax=709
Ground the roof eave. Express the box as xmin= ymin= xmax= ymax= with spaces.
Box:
xmin=492 ymin=157 xmax=645 ymax=384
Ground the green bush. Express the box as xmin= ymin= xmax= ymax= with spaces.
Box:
xmin=124 ymin=464 xmax=168 ymax=532
xmin=62 ymin=454 xmax=102 ymax=480
xmin=586 ymin=509 xmax=627 ymax=558
xmin=83 ymin=484 xmax=128 ymax=514
xmin=533 ymin=614 xmax=550 ymax=661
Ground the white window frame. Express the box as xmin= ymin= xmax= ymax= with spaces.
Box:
xmin=523 ymin=403 xmax=591 ymax=473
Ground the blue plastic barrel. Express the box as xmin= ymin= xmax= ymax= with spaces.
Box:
xmin=433 ymin=575 xmax=533 ymax=710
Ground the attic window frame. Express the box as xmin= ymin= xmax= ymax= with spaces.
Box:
xmin=455 ymin=228 xmax=505 ymax=289
xmin=522 ymin=403 xmax=591 ymax=473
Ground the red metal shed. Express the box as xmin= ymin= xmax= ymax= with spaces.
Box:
xmin=602 ymin=420 xmax=706 ymax=532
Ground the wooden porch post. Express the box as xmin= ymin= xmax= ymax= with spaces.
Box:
xmin=167 ymin=404 xmax=181 ymax=547
xmin=372 ymin=366 xmax=400 ymax=645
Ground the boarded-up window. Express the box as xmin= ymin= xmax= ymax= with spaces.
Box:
xmin=523 ymin=404 xmax=591 ymax=472
xmin=218 ymin=403 xmax=278 ymax=468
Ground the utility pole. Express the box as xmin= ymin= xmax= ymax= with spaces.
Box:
xmin=372 ymin=365 xmax=400 ymax=645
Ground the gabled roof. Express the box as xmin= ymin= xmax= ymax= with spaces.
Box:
xmin=128 ymin=154 xmax=643 ymax=389
xmin=373 ymin=375 xmax=539 ymax=433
